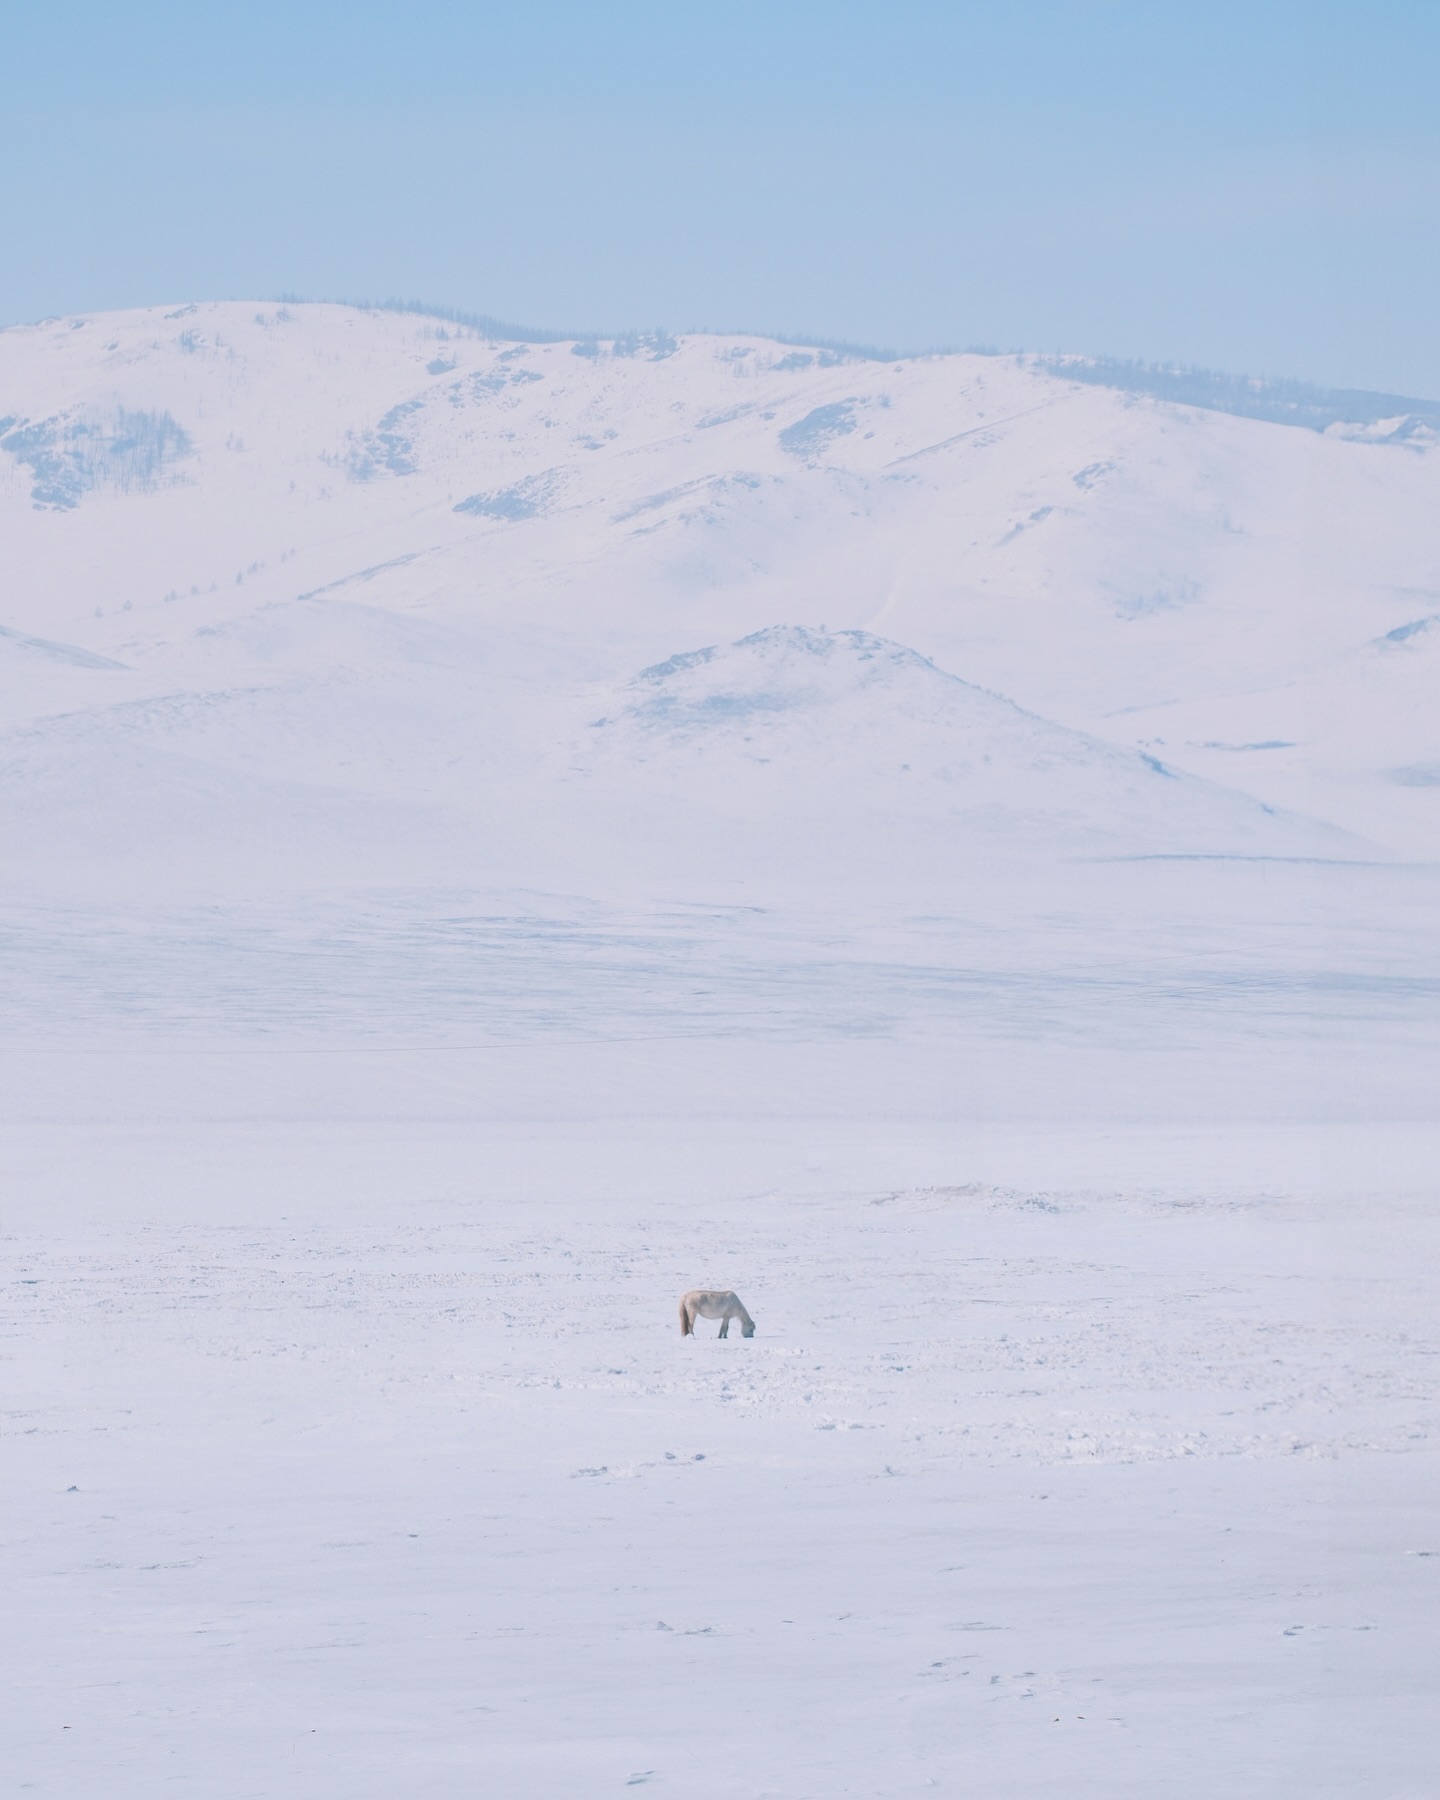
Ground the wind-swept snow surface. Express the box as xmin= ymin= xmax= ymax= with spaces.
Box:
xmin=4 ymin=304 xmax=1440 ymax=1796
xmin=9 ymin=1121 xmax=1440 ymax=1798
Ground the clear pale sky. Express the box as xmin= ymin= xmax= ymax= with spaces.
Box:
xmin=6 ymin=1 xmax=1439 ymax=396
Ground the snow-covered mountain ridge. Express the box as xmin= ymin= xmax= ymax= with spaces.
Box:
xmin=2 ymin=299 xmax=1438 ymax=891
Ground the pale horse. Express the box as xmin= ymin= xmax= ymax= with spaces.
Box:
xmin=679 ymin=1289 xmax=756 ymax=1338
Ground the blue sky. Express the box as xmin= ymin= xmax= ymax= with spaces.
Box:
xmin=6 ymin=0 xmax=1439 ymax=395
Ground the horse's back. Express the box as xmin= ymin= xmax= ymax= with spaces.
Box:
xmin=682 ymin=1288 xmax=737 ymax=1319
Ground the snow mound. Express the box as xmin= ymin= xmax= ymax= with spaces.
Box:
xmin=579 ymin=626 xmax=1356 ymax=867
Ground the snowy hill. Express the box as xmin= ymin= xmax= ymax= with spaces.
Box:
xmin=4 ymin=298 xmax=1435 ymax=898
xmin=576 ymin=625 xmax=1347 ymax=877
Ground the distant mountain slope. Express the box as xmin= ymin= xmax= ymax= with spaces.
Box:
xmin=1112 ymin=601 xmax=1440 ymax=852
xmin=1 ymin=300 xmax=1438 ymax=885
xmin=0 ymin=606 xmax=1359 ymax=901
xmin=1034 ymin=355 xmax=1440 ymax=442
xmin=573 ymin=627 xmax=1357 ymax=877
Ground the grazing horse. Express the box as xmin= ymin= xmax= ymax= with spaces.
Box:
xmin=679 ymin=1289 xmax=756 ymax=1338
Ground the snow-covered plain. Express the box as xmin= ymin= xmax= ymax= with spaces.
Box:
xmin=4 ymin=303 xmax=1440 ymax=1795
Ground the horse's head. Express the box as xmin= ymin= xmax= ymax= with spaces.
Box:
xmin=742 ymin=1320 xmax=755 ymax=1337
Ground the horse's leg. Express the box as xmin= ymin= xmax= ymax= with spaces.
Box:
xmin=719 ymin=1315 xmax=730 ymax=1338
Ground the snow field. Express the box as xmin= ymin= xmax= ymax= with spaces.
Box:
xmin=6 ymin=1118 xmax=1440 ymax=1796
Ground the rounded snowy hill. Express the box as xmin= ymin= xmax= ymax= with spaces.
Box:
xmin=577 ymin=625 xmax=1345 ymax=877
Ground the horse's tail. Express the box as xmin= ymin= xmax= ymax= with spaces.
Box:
xmin=679 ymin=1296 xmax=692 ymax=1336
